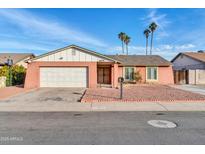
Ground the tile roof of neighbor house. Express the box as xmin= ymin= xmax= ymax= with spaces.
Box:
xmin=171 ymin=52 xmax=205 ymax=63
xmin=0 ymin=53 xmax=34 ymax=65
xmin=106 ymin=55 xmax=172 ymax=66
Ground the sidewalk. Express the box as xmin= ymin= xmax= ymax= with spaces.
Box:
xmin=0 ymin=101 xmax=205 ymax=112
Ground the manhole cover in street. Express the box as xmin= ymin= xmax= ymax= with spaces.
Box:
xmin=148 ymin=120 xmax=177 ymax=128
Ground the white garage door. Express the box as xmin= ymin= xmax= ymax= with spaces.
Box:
xmin=40 ymin=67 xmax=87 ymax=87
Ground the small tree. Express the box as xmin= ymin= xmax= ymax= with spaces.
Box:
xmin=11 ymin=65 xmax=26 ymax=85
xmin=0 ymin=65 xmax=26 ymax=86
xmin=134 ymin=70 xmax=142 ymax=83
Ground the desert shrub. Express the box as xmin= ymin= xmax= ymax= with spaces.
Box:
xmin=134 ymin=70 xmax=142 ymax=83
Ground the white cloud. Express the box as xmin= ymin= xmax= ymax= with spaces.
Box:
xmin=175 ymin=44 xmax=195 ymax=50
xmin=108 ymin=43 xmax=196 ymax=60
xmin=0 ymin=9 xmax=107 ymax=47
xmin=142 ymin=9 xmax=171 ymax=39
xmin=0 ymin=40 xmax=51 ymax=51
xmin=159 ymin=44 xmax=173 ymax=50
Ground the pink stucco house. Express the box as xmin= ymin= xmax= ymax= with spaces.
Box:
xmin=24 ymin=45 xmax=174 ymax=89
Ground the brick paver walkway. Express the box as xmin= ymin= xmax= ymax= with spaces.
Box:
xmin=81 ymin=85 xmax=205 ymax=102
xmin=0 ymin=86 xmax=32 ymax=100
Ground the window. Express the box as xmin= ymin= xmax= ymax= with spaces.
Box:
xmin=147 ymin=67 xmax=158 ymax=80
xmin=125 ymin=67 xmax=134 ymax=81
xmin=72 ymin=49 xmax=76 ymax=56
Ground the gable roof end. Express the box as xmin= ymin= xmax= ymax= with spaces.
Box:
xmin=30 ymin=45 xmax=120 ymax=63
xmin=171 ymin=52 xmax=205 ymax=63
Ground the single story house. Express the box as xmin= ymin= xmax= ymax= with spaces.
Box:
xmin=171 ymin=51 xmax=205 ymax=84
xmin=24 ymin=45 xmax=174 ymax=89
xmin=0 ymin=53 xmax=35 ymax=68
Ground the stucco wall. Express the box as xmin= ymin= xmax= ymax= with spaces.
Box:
xmin=189 ymin=69 xmax=205 ymax=84
xmin=117 ymin=66 xmax=173 ymax=84
xmin=24 ymin=61 xmax=97 ymax=88
xmin=25 ymin=62 xmax=174 ymax=89
xmin=158 ymin=66 xmax=174 ymax=84
xmin=118 ymin=66 xmax=123 ymax=78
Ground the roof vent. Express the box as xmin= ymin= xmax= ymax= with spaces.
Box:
xmin=198 ymin=50 xmax=204 ymax=53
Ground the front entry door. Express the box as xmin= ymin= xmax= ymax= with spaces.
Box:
xmin=97 ymin=67 xmax=111 ymax=84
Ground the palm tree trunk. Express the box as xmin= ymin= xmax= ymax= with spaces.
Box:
xmin=150 ymin=32 xmax=153 ymax=55
xmin=146 ymin=37 xmax=148 ymax=55
xmin=126 ymin=44 xmax=128 ymax=55
xmin=121 ymin=41 xmax=124 ymax=54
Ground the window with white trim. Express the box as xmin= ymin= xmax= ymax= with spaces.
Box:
xmin=124 ymin=67 xmax=134 ymax=81
xmin=147 ymin=67 xmax=158 ymax=80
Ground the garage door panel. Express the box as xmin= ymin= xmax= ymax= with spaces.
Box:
xmin=40 ymin=67 xmax=87 ymax=87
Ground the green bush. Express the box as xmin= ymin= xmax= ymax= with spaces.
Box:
xmin=0 ymin=65 xmax=26 ymax=86
xmin=11 ymin=65 xmax=26 ymax=85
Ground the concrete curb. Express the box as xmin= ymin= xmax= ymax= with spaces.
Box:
xmin=0 ymin=102 xmax=205 ymax=112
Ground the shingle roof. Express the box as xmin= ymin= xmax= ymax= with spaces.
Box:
xmin=0 ymin=53 xmax=34 ymax=65
xmin=171 ymin=52 xmax=205 ymax=63
xmin=106 ymin=55 xmax=171 ymax=66
xmin=183 ymin=52 xmax=205 ymax=63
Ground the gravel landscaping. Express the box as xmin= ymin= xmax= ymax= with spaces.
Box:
xmin=81 ymin=85 xmax=205 ymax=102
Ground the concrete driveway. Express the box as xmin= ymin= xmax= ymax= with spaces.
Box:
xmin=0 ymin=88 xmax=86 ymax=105
xmin=171 ymin=85 xmax=205 ymax=95
xmin=0 ymin=88 xmax=86 ymax=111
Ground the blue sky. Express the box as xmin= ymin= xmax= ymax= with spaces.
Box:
xmin=0 ymin=8 xmax=204 ymax=60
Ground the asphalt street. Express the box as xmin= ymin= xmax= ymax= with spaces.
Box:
xmin=0 ymin=111 xmax=205 ymax=144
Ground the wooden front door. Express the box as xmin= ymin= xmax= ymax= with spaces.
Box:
xmin=97 ymin=67 xmax=111 ymax=84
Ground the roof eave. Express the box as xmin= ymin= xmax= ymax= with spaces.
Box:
xmin=119 ymin=64 xmax=171 ymax=67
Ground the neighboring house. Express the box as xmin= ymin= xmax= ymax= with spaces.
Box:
xmin=24 ymin=45 xmax=174 ymax=89
xmin=0 ymin=53 xmax=35 ymax=68
xmin=171 ymin=51 xmax=205 ymax=84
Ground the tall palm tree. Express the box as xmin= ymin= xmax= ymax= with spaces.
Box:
xmin=124 ymin=35 xmax=131 ymax=55
xmin=118 ymin=32 xmax=126 ymax=54
xmin=149 ymin=22 xmax=158 ymax=55
xmin=143 ymin=29 xmax=151 ymax=55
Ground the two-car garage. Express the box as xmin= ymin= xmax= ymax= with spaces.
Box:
xmin=24 ymin=45 xmax=115 ymax=89
xmin=40 ymin=67 xmax=88 ymax=88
